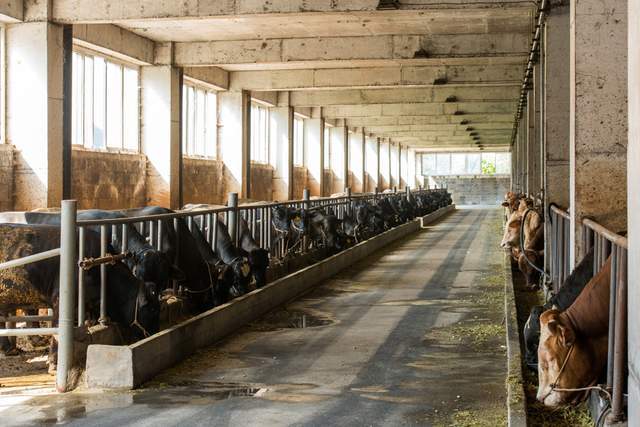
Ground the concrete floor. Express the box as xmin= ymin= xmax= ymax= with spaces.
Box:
xmin=0 ymin=207 xmax=508 ymax=426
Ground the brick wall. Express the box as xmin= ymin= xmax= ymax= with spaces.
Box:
xmin=292 ymin=166 xmax=308 ymax=200
xmin=427 ymin=175 xmax=510 ymax=206
xmin=250 ymin=163 xmax=274 ymax=201
xmin=182 ymin=157 xmax=225 ymax=206
xmin=72 ymin=149 xmax=147 ymax=210
xmin=0 ymin=144 xmax=14 ymax=212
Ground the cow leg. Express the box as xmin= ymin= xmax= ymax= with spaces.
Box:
xmin=0 ymin=311 xmax=19 ymax=356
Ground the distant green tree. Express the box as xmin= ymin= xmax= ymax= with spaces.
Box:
xmin=481 ymin=159 xmax=496 ymax=175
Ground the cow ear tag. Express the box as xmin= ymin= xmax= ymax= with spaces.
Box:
xmin=241 ymin=263 xmax=251 ymax=278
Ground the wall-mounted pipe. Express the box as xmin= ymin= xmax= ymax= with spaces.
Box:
xmin=511 ymin=0 xmax=548 ymax=147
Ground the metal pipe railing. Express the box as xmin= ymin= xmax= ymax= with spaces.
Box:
xmin=581 ymin=218 xmax=627 ymax=422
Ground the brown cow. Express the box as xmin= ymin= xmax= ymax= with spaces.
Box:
xmin=501 ymin=192 xmax=525 ymax=214
xmin=536 ymin=256 xmax=611 ymax=406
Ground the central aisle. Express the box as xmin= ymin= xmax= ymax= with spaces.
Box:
xmin=5 ymin=207 xmax=508 ymax=426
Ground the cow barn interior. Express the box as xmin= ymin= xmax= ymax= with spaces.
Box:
xmin=0 ymin=0 xmax=636 ymax=425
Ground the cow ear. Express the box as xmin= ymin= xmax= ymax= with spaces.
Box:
xmin=170 ymin=265 xmax=186 ymax=282
xmin=546 ymin=318 xmax=560 ymax=336
xmin=558 ymin=324 xmax=575 ymax=347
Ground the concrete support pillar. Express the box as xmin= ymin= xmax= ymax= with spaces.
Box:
xmin=408 ymin=148 xmax=416 ymax=189
xmin=270 ymin=105 xmax=293 ymax=201
xmin=219 ymin=90 xmax=251 ymax=199
xmin=364 ymin=134 xmax=378 ymax=193
xmin=543 ymin=2 xmax=571 ymax=274
xmin=390 ymin=142 xmax=400 ymax=189
xmin=531 ymin=63 xmax=543 ymax=195
xmin=6 ymin=22 xmax=69 ymax=209
xmin=627 ymin=0 xmax=640 ymax=418
xmin=348 ymin=128 xmax=364 ymax=193
xmin=142 ymin=65 xmax=183 ymax=209
xmin=305 ymin=117 xmax=322 ymax=197
xmin=400 ymin=145 xmax=409 ymax=188
xmin=379 ymin=139 xmax=390 ymax=190
xmin=569 ymin=0 xmax=627 ymax=266
xmin=330 ymin=126 xmax=348 ymax=194
xmin=526 ymin=87 xmax=538 ymax=195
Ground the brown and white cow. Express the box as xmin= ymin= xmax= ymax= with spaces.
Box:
xmin=500 ymin=196 xmax=544 ymax=287
xmin=501 ymin=192 xmax=525 ymax=214
xmin=536 ymin=256 xmax=611 ymax=406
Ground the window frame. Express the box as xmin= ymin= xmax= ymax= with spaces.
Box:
xmin=181 ymin=79 xmax=218 ymax=159
xmin=250 ymin=100 xmax=270 ymax=164
xmin=422 ymin=152 xmax=511 ymax=176
xmin=71 ymin=46 xmax=141 ymax=153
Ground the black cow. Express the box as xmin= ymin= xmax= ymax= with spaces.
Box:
xmin=270 ymin=205 xmax=307 ymax=258
xmin=121 ymin=207 xmax=248 ymax=310
xmin=308 ymin=209 xmax=345 ymax=253
xmin=522 ymin=246 xmax=596 ymax=370
xmin=23 ymin=210 xmax=184 ymax=292
xmin=0 ymin=224 xmax=160 ymax=361
xmin=238 ymin=217 xmax=269 ymax=289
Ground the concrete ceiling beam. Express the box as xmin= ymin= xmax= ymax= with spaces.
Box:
xmin=51 ymin=2 xmax=533 ymax=23
xmin=363 ymin=123 xmax=514 ymax=132
xmin=322 ymin=101 xmax=517 ymax=118
xmin=172 ymin=34 xmax=529 ymax=67
xmin=0 ymin=0 xmax=22 ymax=22
xmin=229 ymin=64 xmax=524 ymax=91
xmin=344 ymin=114 xmax=516 ymax=126
xmin=289 ymin=86 xmax=520 ymax=106
xmin=73 ymin=24 xmax=155 ymax=65
xmin=372 ymin=130 xmax=512 ymax=137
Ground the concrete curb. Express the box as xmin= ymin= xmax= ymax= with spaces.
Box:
xmin=85 ymin=205 xmax=455 ymax=390
xmin=504 ymin=253 xmax=528 ymax=426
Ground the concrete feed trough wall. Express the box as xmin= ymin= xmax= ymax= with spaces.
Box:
xmin=85 ymin=204 xmax=455 ymax=390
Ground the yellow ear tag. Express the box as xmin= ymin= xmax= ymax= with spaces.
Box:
xmin=241 ymin=263 xmax=251 ymax=278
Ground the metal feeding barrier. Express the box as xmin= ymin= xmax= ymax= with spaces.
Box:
xmin=549 ymin=205 xmax=571 ymax=292
xmin=581 ymin=218 xmax=627 ymax=423
xmin=0 ymin=200 xmax=77 ymax=392
xmin=0 ymin=186 xmax=441 ymax=393
xmin=546 ymin=205 xmax=627 ymax=421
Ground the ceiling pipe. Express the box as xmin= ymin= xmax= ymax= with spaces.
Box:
xmin=510 ymin=0 xmax=548 ymax=147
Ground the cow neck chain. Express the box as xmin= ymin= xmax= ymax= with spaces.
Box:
xmin=541 ymin=344 xmax=612 ymax=403
xmin=519 ymin=208 xmax=552 ymax=283
xmin=130 ymin=287 xmax=151 ymax=339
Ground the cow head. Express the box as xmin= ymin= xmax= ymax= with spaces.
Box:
xmin=131 ymin=280 xmax=161 ymax=340
xmin=500 ymin=211 xmax=522 ymax=251
xmin=271 ymin=206 xmax=291 ymax=234
xmin=133 ymin=249 xmax=185 ymax=291
xmin=536 ymin=310 xmax=602 ymax=406
xmin=228 ymin=256 xmax=252 ymax=297
xmin=247 ymin=248 xmax=269 ymax=288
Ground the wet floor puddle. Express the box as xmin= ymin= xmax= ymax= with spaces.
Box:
xmin=9 ymin=381 xmax=329 ymax=425
xmin=248 ymin=308 xmax=336 ymax=331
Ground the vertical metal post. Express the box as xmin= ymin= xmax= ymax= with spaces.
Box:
xmin=77 ymin=227 xmax=85 ymax=326
xmin=56 ymin=200 xmax=77 ymax=393
xmin=99 ymin=225 xmax=108 ymax=324
xmin=121 ymin=224 xmax=128 ymax=253
xmin=405 ymin=186 xmax=410 ymax=202
xmin=606 ymin=244 xmax=618 ymax=388
xmin=610 ymin=248 xmax=627 ymax=422
xmin=303 ymin=189 xmax=310 ymax=251
xmin=157 ymin=220 xmax=163 ymax=251
xmin=228 ymin=192 xmax=239 ymax=246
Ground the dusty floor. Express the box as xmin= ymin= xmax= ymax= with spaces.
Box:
xmin=0 ymin=207 xmax=509 ymax=426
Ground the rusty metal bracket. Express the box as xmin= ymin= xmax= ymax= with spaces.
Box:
xmin=78 ymin=252 xmax=133 ymax=271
